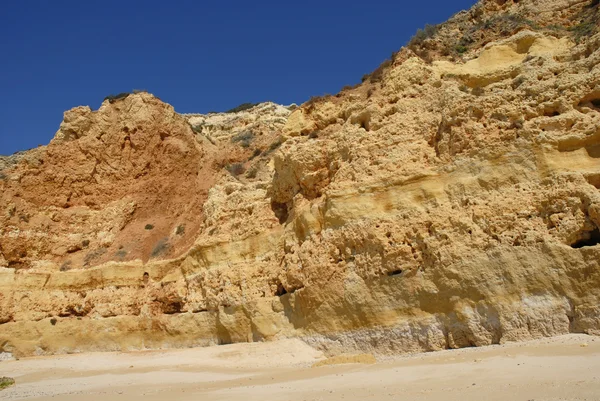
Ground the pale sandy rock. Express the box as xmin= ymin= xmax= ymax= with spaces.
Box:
xmin=282 ymin=109 xmax=317 ymax=137
xmin=186 ymin=102 xmax=291 ymax=143
xmin=1 ymin=0 xmax=600 ymax=358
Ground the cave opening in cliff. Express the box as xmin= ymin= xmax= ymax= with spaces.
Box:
xmin=571 ymin=228 xmax=600 ymax=248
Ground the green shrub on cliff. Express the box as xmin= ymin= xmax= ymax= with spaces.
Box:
xmin=226 ymin=102 xmax=259 ymax=113
xmin=104 ymin=92 xmax=131 ymax=103
xmin=408 ymin=24 xmax=438 ymax=47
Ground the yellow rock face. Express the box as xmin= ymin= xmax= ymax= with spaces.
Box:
xmin=1 ymin=0 xmax=600 ymax=357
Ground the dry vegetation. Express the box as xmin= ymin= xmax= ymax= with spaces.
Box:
xmin=0 ymin=377 xmax=15 ymax=391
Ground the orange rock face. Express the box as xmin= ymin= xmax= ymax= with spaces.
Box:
xmin=0 ymin=93 xmax=214 ymax=269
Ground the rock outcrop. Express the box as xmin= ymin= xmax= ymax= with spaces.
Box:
xmin=1 ymin=0 xmax=600 ymax=357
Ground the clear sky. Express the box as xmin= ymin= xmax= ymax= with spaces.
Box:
xmin=0 ymin=0 xmax=477 ymax=155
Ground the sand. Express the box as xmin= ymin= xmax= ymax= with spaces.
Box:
xmin=0 ymin=334 xmax=599 ymax=401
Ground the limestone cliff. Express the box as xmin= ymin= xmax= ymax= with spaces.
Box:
xmin=1 ymin=0 xmax=600 ymax=357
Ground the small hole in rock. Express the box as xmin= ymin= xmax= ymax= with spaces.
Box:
xmin=388 ymin=269 xmax=403 ymax=277
xmin=571 ymin=228 xmax=600 ymax=249
xmin=544 ymin=109 xmax=560 ymax=117
xmin=270 ymin=201 xmax=289 ymax=225
xmin=577 ymin=96 xmax=600 ymax=112
xmin=275 ymin=283 xmax=288 ymax=296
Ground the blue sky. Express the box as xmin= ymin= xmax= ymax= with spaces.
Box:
xmin=0 ymin=0 xmax=476 ymax=155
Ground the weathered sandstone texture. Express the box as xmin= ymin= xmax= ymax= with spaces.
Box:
xmin=1 ymin=0 xmax=600 ymax=357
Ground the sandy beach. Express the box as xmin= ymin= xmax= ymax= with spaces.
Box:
xmin=0 ymin=334 xmax=599 ymax=401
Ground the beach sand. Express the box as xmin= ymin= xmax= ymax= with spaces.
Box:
xmin=1 ymin=334 xmax=599 ymax=401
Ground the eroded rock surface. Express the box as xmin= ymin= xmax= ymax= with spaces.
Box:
xmin=1 ymin=0 xmax=600 ymax=357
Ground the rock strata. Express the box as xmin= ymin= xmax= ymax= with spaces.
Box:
xmin=1 ymin=0 xmax=600 ymax=357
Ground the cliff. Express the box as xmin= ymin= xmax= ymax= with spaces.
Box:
xmin=1 ymin=0 xmax=600 ymax=357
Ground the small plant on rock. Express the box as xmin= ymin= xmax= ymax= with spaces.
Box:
xmin=249 ymin=148 xmax=262 ymax=160
xmin=226 ymin=102 xmax=259 ymax=113
xmin=60 ymin=261 xmax=72 ymax=272
xmin=191 ymin=123 xmax=204 ymax=134
xmin=0 ymin=377 xmax=15 ymax=390
xmin=104 ymin=92 xmax=131 ymax=104
xmin=455 ymin=44 xmax=468 ymax=54
xmin=151 ymin=238 xmax=170 ymax=258
xmin=115 ymin=249 xmax=127 ymax=259
xmin=231 ymin=131 xmax=254 ymax=148
xmin=226 ymin=163 xmax=245 ymax=176
xmin=408 ymin=24 xmax=438 ymax=47
xmin=369 ymin=59 xmax=392 ymax=83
